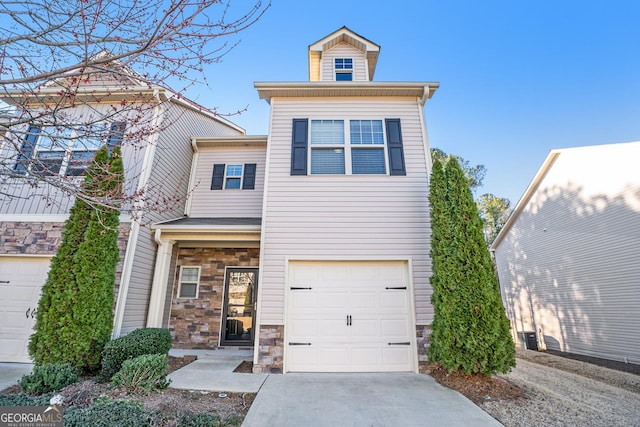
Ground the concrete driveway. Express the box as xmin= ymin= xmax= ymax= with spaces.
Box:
xmin=242 ymin=372 xmax=501 ymax=427
xmin=0 ymin=363 xmax=33 ymax=391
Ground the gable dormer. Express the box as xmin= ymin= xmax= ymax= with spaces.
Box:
xmin=308 ymin=27 xmax=380 ymax=82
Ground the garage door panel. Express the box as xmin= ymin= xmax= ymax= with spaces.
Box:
xmin=0 ymin=257 xmax=51 ymax=363
xmin=286 ymin=261 xmax=415 ymax=372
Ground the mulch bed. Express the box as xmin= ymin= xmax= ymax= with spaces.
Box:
xmin=428 ymin=364 xmax=524 ymax=404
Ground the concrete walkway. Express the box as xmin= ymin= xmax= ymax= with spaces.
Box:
xmin=168 ymin=348 xmax=267 ymax=393
xmin=242 ymin=373 xmax=502 ymax=427
xmin=0 ymin=362 xmax=33 ymax=391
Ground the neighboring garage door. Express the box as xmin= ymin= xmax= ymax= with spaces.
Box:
xmin=286 ymin=261 xmax=415 ymax=372
xmin=0 ymin=257 xmax=51 ymax=363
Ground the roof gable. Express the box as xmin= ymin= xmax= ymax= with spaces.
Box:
xmin=308 ymin=26 xmax=380 ymax=81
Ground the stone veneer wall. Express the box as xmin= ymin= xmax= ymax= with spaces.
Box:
xmin=0 ymin=221 xmax=131 ymax=306
xmin=168 ymin=247 xmax=260 ymax=349
xmin=416 ymin=324 xmax=431 ymax=373
xmin=253 ymin=325 xmax=284 ymax=373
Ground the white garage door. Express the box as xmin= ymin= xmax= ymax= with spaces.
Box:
xmin=0 ymin=257 xmax=51 ymax=363
xmin=286 ymin=261 xmax=415 ymax=372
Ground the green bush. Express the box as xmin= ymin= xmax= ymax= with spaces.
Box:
xmin=64 ymin=397 xmax=152 ymax=427
xmin=0 ymin=393 xmax=53 ymax=406
xmin=177 ymin=412 xmax=242 ymax=427
xmin=100 ymin=328 xmax=171 ymax=380
xmin=19 ymin=363 xmax=79 ymax=395
xmin=111 ymin=353 xmax=170 ymax=393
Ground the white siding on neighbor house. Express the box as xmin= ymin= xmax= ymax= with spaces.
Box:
xmin=494 ymin=142 xmax=640 ymax=364
xmin=188 ymin=146 xmax=266 ymax=218
xmin=320 ymin=43 xmax=368 ymax=82
xmin=118 ymin=102 xmax=244 ymax=334
xmin=259 ymin=97 xmax=432 ymax=326
xmin=0 ymin=102 xmax=155 ymax=216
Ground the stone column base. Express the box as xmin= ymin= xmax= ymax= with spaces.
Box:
xmin=253 ymin=324 xmax=284 ymax=373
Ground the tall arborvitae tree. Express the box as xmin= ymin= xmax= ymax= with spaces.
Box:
xmin=428 ymin=158 xmax=515 ymax=376
xmin=29 ymin=145 xmax=123 ymax=372
xmin=71 ymin=146 xmax=123 ymax=371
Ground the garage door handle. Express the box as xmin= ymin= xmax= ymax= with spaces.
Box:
xmin=290 ymin=287 xmax=313 ymax=290
xmin=388 ymin=342 xmax=411 ymax=346
xmin=385 ymin=286 xmax=407 ymax=290
xmin=26 ymin=308 xmax=31 ymax=318
xmin=289 ymin=342 xmax=312 ymax=346
xmin=0 ymin=280 xmax=9 ymax=284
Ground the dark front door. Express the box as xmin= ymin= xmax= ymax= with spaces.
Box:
xmin=222 ymin=268 xmax=258 ymax=345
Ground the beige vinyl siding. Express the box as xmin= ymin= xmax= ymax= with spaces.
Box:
xmin=118 ymin=102 xmax=244 ymax=334
xmin=494 ymin=142 xmax=640 ymax=364
xmin=260 ymin=97 xmax=432 ymax=325
xmin=321 ymin=43 xmax=368 ymax=82
xmin=189 ymin=147 xmax=266 ymax=218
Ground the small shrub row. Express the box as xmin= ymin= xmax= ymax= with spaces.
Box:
xmin=111 ymin=353 xmax=170 ymax=393
xmin=0 ymin=393 xmax=53 ymax=406
xmin=100 ymin=328 xmax=171 ymax=380
xmin=19 ymin=363 xmax=79 ymax=395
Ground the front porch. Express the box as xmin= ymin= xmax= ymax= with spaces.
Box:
xmin=147 ymin=217 xmax=261 ymax=351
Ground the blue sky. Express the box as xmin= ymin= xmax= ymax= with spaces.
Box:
xmin=193 ymin=0 xmax=640 ymax=205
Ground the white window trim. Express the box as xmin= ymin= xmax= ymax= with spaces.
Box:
xmin=32 ymin=124 xmax=106 ymax=176
xmin=334 ymin=58 xmax=353 ymax=81
xmin=309 ymin=118 xmax=389 ymax=175
xmin=224 ymin=164 xmax=244 ymax=190
xmin=177 ymin=266 xmax=201 ymax=299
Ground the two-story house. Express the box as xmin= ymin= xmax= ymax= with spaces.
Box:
xmin=0 ymin=64 xmax=244 ymax=363
xmin=147 ymin=27 xmax=439 ymax=373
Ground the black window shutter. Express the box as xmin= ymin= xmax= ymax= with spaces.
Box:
xmin=242 ymin=163 xmax=257 ymax=190
xmin=290 ymin=119 xmax=308 ymax=175
xmin=106 ymin=122 xmax=127 ymax=153
xmin=211 ymin=164 xmax=225 ymax=190
xmin=385 ymin=119 xmax=406 ymax=176
xmin=14 ymin=125 xmax=41 ymax=173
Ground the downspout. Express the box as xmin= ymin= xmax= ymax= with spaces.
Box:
xmin=112 ymin=89 xmax=167 ymax=337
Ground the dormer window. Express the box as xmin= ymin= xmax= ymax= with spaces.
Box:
xmin=335 ymin=58 xmax=353 ymax=81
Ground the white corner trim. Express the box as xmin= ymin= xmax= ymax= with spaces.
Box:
xmin=146 ymin=229 xmax=176 ymax=328
xmin=184 ymin=138 xmax=199 ymax=216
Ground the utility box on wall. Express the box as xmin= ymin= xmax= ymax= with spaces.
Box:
xmin=521 ymin=331 xmax=538 ymax=351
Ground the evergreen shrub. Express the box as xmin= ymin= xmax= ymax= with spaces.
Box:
xmin=19 ymin=363 xmax=79 ymax=394
xmin=100 ymin=328 xmax=172 ymax=380
xmin=111 ymin=353 xmax=170 ymax=393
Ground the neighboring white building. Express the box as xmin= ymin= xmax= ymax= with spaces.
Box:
xmin=492 ymin=141 xmax=640 ymax=365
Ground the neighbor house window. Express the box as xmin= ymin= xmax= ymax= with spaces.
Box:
xmin=178 ymin=266 xmax=200 ymax=298
xmin=290 ymin=118 xmax=406 ymax=176
xmin=335 ymin=58 xmax=353 ymax=81
xmin=14 ymin=122 xmax=126 ymax=176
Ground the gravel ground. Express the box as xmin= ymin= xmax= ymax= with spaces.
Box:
xmin=483 ymin=350 xmax=640 ymax=427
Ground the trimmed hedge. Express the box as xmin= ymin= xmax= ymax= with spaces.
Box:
xmin=100 ymin=328 xmax=172 ymax=380
xmin=19 ymin=363 xmax=79 ymax=395
xmin=112 ymin=353 xmax=170 ymax=393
